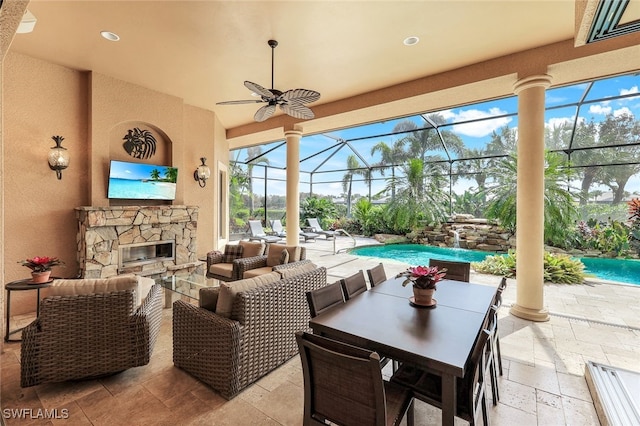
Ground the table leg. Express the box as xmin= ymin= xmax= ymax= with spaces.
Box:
xmin=441 ymin=374 xmax=456 ymax=426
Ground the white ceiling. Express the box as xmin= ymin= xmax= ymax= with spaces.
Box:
xmin=6 ymin=1 xmax=639 ymax=134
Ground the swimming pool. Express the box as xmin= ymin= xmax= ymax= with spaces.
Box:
xmin=351 ymin=244 xmax=640 ymax=286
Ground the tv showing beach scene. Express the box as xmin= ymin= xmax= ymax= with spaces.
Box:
xmin=107 ymin=160 xmax=178 ymax=200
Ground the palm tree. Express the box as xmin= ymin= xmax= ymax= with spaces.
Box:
xmin=149 ymin=169 xmax=160 ymax=180
xmin=382 ymin=158 xmax=449 ymax=233
xmin=370 ymin=139 xmax=406 ymax=199
xmin=482 ymin=151 xmax=578 ymax=247
xmin=341 ymin=155 xmax=372 ymax=217
xmin=164 ymin=167 xmax=178 ymax=183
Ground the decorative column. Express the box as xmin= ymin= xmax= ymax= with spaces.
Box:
xmin=510 ymin=74 xmax=552 ymax=322
xmin=285 ymin=126 xmax=303 ymax=246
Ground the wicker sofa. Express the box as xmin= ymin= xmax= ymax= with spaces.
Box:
xmin=173 ymin=260 xmax=326 ymax=399
xmin=206 ymin=242 xmax=307 ymax=281
xmin=20 ymin=274 xmax=163 ymax=388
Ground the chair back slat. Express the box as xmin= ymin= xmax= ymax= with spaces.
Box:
xmin=428 ymin=259 xmax=471 ymax=282
xmin=306 ymin=281 xmax=345 ymax=318
xmin=340 ymin=270 xmax=368 ymax=300
xmin=366 ymin=263 xmax=387 ymax=287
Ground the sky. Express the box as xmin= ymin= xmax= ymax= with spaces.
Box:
xmin=233 ymin=73 xmax=640 ymax=198
xmin=109 ymin=160 xmax=175 ymax=181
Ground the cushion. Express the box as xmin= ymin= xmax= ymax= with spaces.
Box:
xmin=209 ymin=262 xmax=234 ymax=278
xmin=215 ymin=272 xmax=281 ymax=318
xmin=266 ymin=244 xmax=301 ymax=266
xmin=199 ymin=287 xmax=220 ymax=312
xmin=47 ymin=274 xmax=153 ymax=308
xmin=280 ymin=249 xmax=290 ymax=264
xmin=243 ymin=266 xmax=274 ymax=279
xmin=223 ymin=244 xmax=243 ymax=263
xmin=239 ymin=240 xmax=265 ymax=258
xmin=276 ymin=262 xmax=317 ymax=279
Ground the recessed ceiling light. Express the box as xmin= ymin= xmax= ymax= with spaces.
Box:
xmin=403 ymin=36 xmax=419 ymax=46
xmin=100 ymin=31 xmax=120 ymax=42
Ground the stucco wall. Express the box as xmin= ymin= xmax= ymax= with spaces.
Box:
xmin=3 ymin=52 xmax=226 ymax=315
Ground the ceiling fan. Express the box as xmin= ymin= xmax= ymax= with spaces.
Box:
xmin=217 ymin=40 xmax=321 ymax=122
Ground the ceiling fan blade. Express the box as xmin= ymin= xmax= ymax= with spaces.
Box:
xmin=216 ymin=99 xmax=264 ymax=105
xmin=280 ymin=88 xmax=321 ymax=104
xmin=254 ymin=104 xmax=276 ymax=122
xmin=244 ymin=81 xmax=275 ymax=99
xmin=280 ymin=103 xmax=315 ymax=120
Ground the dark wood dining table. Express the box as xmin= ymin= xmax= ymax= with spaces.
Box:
xmin=309 ymin=276 xmax=496 ymax=426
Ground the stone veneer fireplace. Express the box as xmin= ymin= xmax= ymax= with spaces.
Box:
xmin=76 ymin=205 xmax=200 ymax=278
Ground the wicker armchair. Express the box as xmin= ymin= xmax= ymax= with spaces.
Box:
xmin=20 ymin=277 xmax=163 ymax=388
xmin=206 ymin=241 xmax=267 ymax=282
xmin=173 ymin=266 xmax=327 ymax=399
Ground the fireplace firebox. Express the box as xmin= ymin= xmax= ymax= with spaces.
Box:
xmin=119 ymin=240 xmax=175 ymax=269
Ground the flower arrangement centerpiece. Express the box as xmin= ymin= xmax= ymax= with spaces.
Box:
xmin=397 ymin=265 xmax=447 ymax=290
xmin=19 ymin=256 xmax=64 ymax=283
xmin=397 ymin=266 xmax=447 ymax=307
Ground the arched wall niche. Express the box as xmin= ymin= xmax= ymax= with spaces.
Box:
xmin=108 ymin=121 xmax=174 ymax=206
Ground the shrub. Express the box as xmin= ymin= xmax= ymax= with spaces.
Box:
xmin=472 ymin=250 xmax=586 ymax=284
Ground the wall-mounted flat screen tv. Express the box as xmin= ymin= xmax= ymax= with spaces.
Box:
xmin=107 ymin=160 xmax=178 ymax=200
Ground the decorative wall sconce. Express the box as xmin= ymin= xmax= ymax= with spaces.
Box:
xmin=48 ymin=135 xmax=70 ymax=180
xmin=193 ymin=157 xmax=211 ymax=187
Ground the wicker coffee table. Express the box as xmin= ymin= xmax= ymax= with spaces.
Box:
xmin=158 ymin=271 xmax=219 ymax=308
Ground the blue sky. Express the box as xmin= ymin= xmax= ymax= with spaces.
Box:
xmin=109 ymin=160 xmax=174 ymax=181
xmin=234 ymin=73 xmax=640 ymax=198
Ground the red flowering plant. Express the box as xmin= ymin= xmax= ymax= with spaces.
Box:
xmin=18 ymin=256 xmax=65 ymax=272
xmin=396 ymin=265 xmax=447 ymax=290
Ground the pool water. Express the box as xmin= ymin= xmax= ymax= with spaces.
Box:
xmin=351 ymin=244 xmax=640 ymax=286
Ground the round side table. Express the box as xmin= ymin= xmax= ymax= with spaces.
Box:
xmin=4 ymin=277 xmax=56 ymax=342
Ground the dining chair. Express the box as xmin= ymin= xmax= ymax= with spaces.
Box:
xmin=391 ymin=327 xmax=491 ymax=426
xmin=491 ymin=277 xmax=507 ymax=376
xmin=428 ymin=258 xmax=471 ymax=282
xmin=340 ymin=270 xmax=368 ymax=300
xmin=306 ymin=281 xmax=345 ymax=318
xmin=366 ymin=263 xmax=387 ymax=287
xmin=295 ymin=331 xmax=414 ymax=426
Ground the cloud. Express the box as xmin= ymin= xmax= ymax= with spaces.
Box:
xmin=613 ymin=107 xmax=633 ymax=117
xmin=620 ymin=86 xmax=639 ymax=96
xmin=589 ymin=104 xmax=612 ymax=115
xmin=445 ymin=107 xmax=512 ymax=137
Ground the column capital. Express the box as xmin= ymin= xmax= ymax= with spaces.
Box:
xmin=284 ymin=124 xmax=303 ymax=137
xmin=513 ymin=74 xmax=552 ymax=95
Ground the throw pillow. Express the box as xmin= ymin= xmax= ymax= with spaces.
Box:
xmin=199 ymin=287 xmax=220 ymax=312
xmin=239 ymin=240 xmax=265 ymax=258
xmin=279 ymin=249 xmax=290 ymax=265
xmin=266 ymin=244 xmax=301 ymax=266
xmin=223 ymin=244 xmax=243 ymax=263
xmin=215 ymin=272 xmax=280 ymax=318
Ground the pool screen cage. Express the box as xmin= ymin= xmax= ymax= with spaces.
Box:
xmin=230 ymin=72 xmax=640 ymax=235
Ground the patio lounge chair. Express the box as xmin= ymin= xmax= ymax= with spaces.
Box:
xmin=269 ymin=219 xmax=287 ymax=237
xmin=248 ymin=220 xmax=282 ymax=243
xmin=299 ymin=228 xmax=319 ymax=242
xmin=306 ymin=218 xmax=338 ymax=239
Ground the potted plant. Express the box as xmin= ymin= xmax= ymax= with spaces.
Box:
xmin=397 ymin=265 xmax=447 ymax=306
xmin=18 ymin=256 xmax=64 ymax=283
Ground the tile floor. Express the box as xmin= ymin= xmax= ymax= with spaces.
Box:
xmin=2 ymin=237 xmax=639 ymax=425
